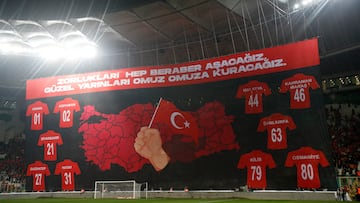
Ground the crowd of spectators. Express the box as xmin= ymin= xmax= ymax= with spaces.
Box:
xmin=325 ymin=103 xmax=360 ymax=176
xmin=0 ymin=134 xmax=25 ymax=193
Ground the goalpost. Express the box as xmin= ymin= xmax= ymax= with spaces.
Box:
xmin=94 ymin=180 xmax=148 ymax=199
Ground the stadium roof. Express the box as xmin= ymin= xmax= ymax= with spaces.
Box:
xmin=0 ymin=0 xmax=359 ymax=92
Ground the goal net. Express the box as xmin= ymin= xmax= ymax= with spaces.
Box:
xmin=94 ymin=180 xmax=148 ymax=199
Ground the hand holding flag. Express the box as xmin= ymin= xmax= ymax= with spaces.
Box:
xmin=134 ymin=127 xmax=170 ymax=171
xmin=149 ymin=98 xmax=199 ymax=144
xmin=134 ymin=98 xmax=200 ymax=171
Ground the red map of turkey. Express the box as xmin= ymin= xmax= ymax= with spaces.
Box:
xmin=78 ymin=102 xmax=239 ymax=173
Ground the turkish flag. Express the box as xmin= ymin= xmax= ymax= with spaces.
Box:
xmin=151 ymin=99 xmax=199 ymax=144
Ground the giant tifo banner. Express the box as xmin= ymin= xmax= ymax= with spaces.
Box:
xmin=25 ymin=38 xmax=337 ymax=192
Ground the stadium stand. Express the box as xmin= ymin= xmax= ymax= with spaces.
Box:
xmin=0 ymin=0 xmax=360 ymax=201
xmin=326 ymin=103 xmax=360 ymax=177
xmin=0 ymin=135 xmax=25 ymax=193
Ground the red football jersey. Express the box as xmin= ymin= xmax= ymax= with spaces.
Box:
xmin=279 ymin=73 xmax=319 ymax=109
xmin=257 ymin=113 xmax=296 ymax=150
xmin=236 ymin=80 xmax=271 ymax=114
xmin=26 ymin=161 xmax=50 ymax=192
xmin=237 ymin=150 xmax=276 ymax=189
xmin=53 ymin=98 xmax=80 ymax=128
xmin=37 ymin=130 xmax=63 ymax=161
xmin=26 ymin=101 xmax=49 ymax=130
xmin=285 ymin=146 xmax=329 ymax=189
xmin=55 ymin=159 xmax=81 ymax=191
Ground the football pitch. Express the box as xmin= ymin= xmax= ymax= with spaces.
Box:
xmin=0 ymin=199 xmax=338 ymax=203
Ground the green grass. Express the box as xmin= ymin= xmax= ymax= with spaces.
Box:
xmin=0 ymin=199 xmax=338 ymax=203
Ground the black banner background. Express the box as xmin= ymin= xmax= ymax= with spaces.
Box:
xmin=25 ymin=65 xmax=337 ymax=191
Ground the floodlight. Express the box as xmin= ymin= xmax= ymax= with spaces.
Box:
xmin=294 ymin=3 xmax=300 ymax=10
xmin=302 ymin=0 xmax=310 ymax=6
xmin=0 ymin=35 xmax=22 ymax=43
xmin=0 ymin=18 xmax=103 ymax=59
xmin=36 ymin=44 xmax=65 ymax=60
xmin=293 ymin=0 xmax=323 ymax=10
xmin=0 ymin=41 xmax=31 ymax=55
xmin=79 ymin=44 xmax=97 ymax=58
xmin=27 ymin=37 xmax=57 ymax=47
xmin=64 ymin=44 xmax=97 ymax=60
